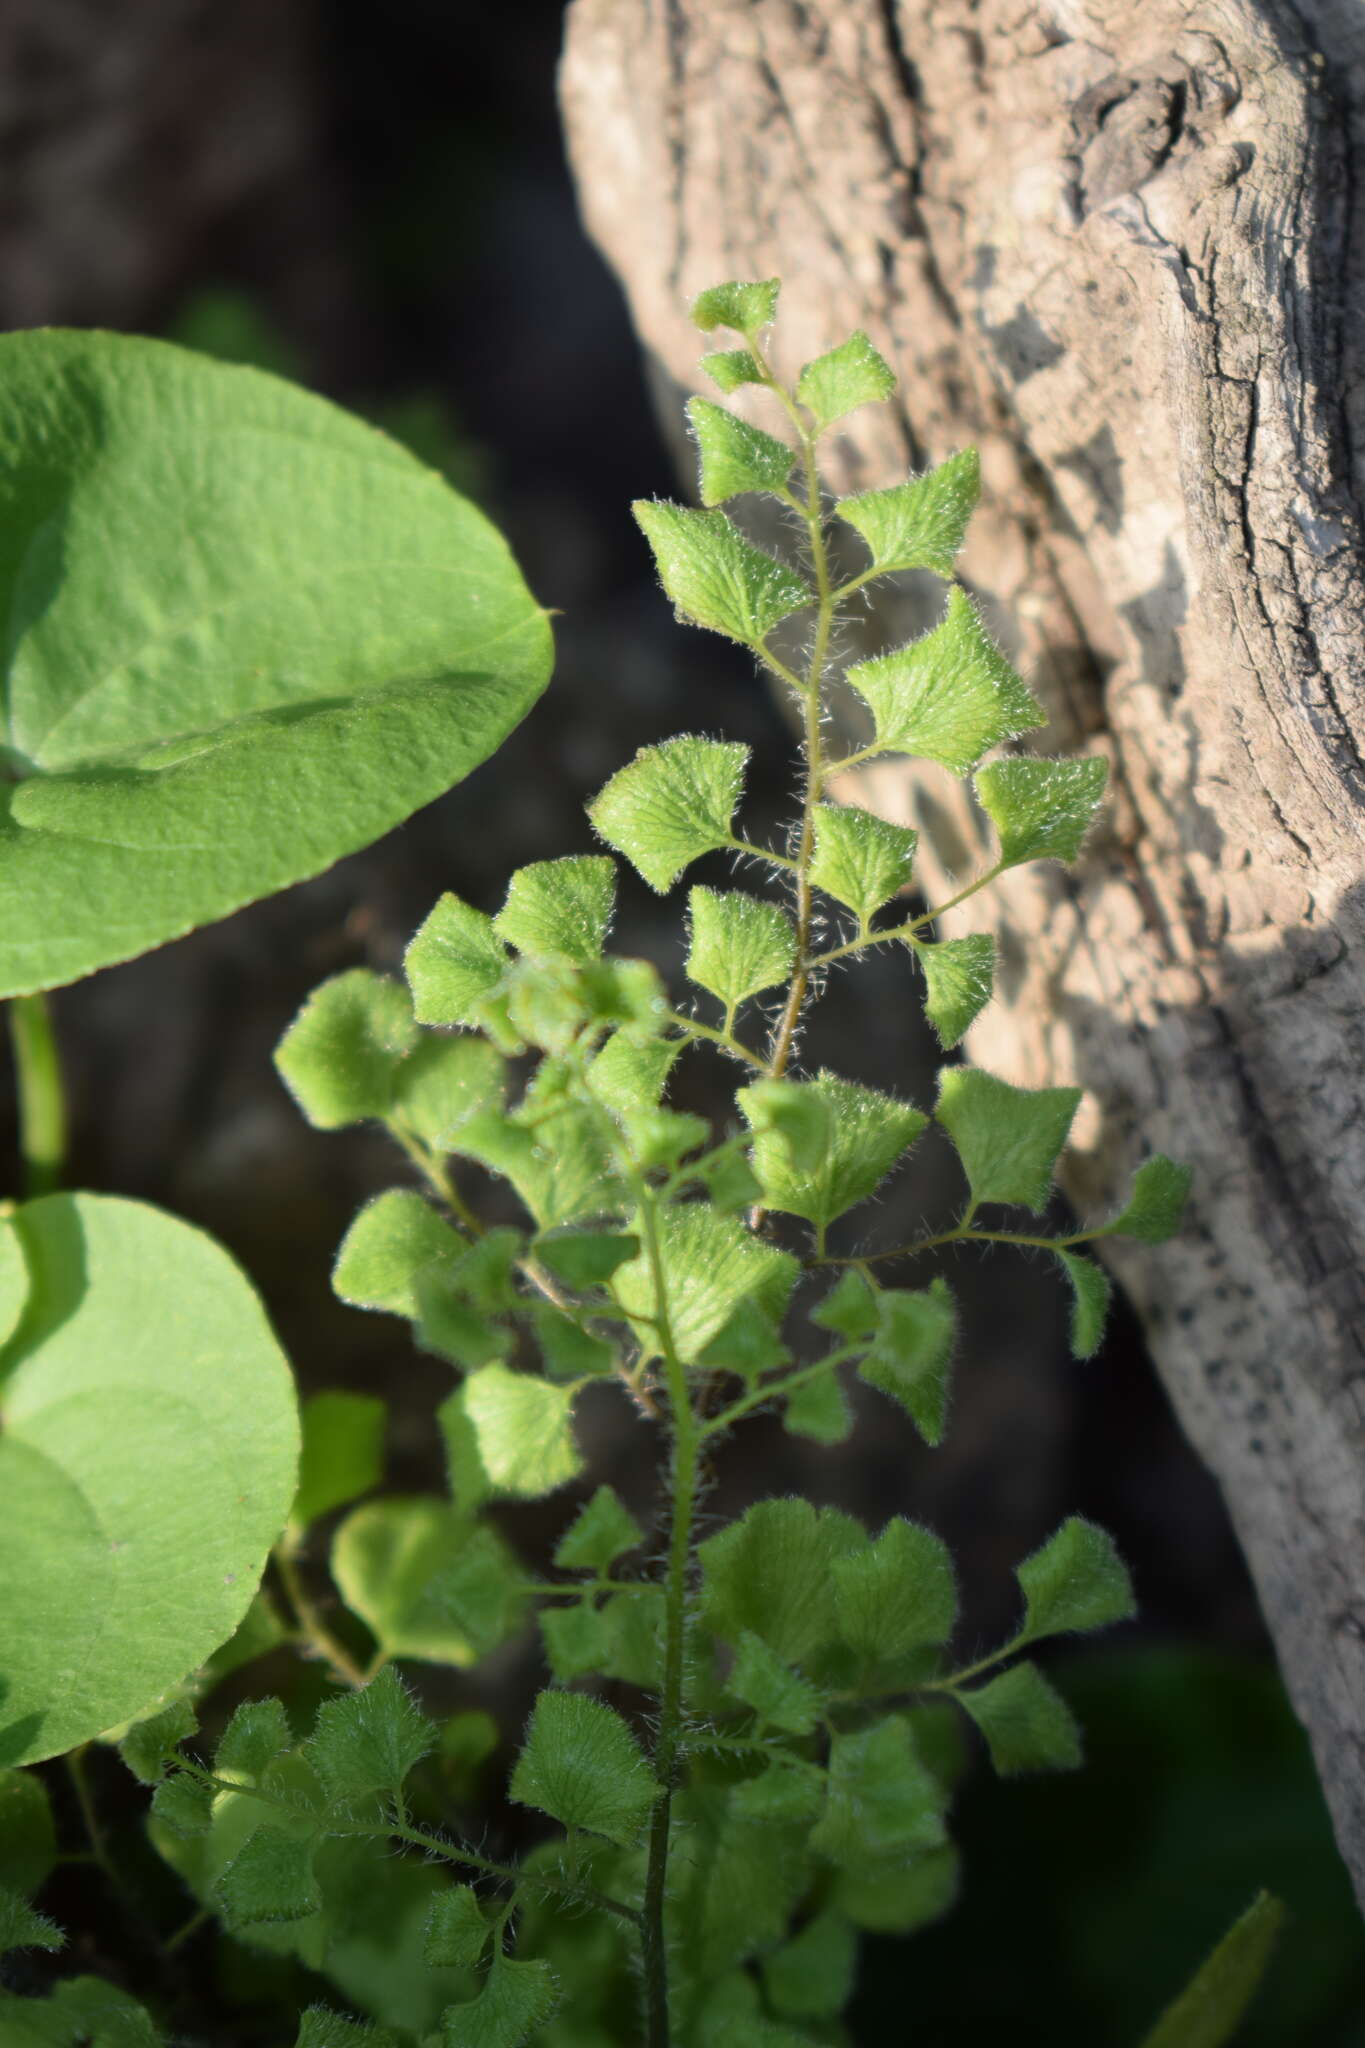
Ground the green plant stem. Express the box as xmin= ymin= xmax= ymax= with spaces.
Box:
xmin=639 ymin=1187 xmax=702 ymax=2048
xmin=702 ymin=1341 xmax=860 ymax=1437
xmin=813 ymin=1223 xmax=1099 ymax=1271
xmin=663 ymin=1009 xmax=765 ymax=1070
xmin=7 ymin=992 xmax=67 ymax=1196
xmin=273 ymin=1539 xmax=372 ymax=1689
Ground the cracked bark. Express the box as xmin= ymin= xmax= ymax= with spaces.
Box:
xmin=562 ymin=0 xmax=1365 ymax=1900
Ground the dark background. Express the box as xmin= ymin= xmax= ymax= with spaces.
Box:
xmin=2 ymin=1 xmax=1361 ymax=2040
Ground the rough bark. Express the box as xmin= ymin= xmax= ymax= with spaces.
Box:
xmin=561 ymin=0 xmax=1365 ymax=1900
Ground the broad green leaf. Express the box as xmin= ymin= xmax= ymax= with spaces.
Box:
xmin=833 ymin=1843 xmax=960 ymax=1934
xmin=796 ymin=332 xmax=895 ymax=431
xmin=117 ymin=1699 xmax=195 ymax=1785
xmin=0 ymin=331 xmax=551 ymax=998
xmin=1140 ymin=1892 xmax=1285 ymax=2048
xmin=859 ymin=1279 xmax=956 ymax=1446
xmin=0 ymin=1215 xmax=27 ymax=1349
xmin=935 ymin=1067 xmax=1080 ymax=1213
xmin=441 ymin=1954 xmax=559 ymax=2048
xmin=510 ymin=1690 xmax=657 ymax=1846
xmin=494 ymin=856 xmax=615 ymax=964
xmin=911 ymin=933 xmax=995 ymax=1049
xmin=0 ymin=1886 xmax=63 ymax=1954
xmin=332 ymin=1190 xmax=462 ymax=1316
xmin=332 ymin=1497 xmax=527 ymax=1664
xmin=811 ymin=1717 xmax=947 ymax=1867
xmin=0 ymin=1769 xmax=56 ymax=1897
xmin=612 ymin=1204 xmax=798 ymax=1366
xmin=1056 ymin=1249 xmax=1111 ymax=1359
xmin=727 ymin=1631 xmax=822 ymax=1735
xmin=404 ymin=896 xmax=509 ymax=1027
xmin=739 ymin=1073 xmax=926 ymax=1231
xmin=306 ymin=1665 xmax=434 ymax=1804
xmin=783 ymin=1369 xmax=853 ymax=1445
xmin=216 ymin=1824 xmax=321 ymax=1927
xmin=690 ymin=278 xmax=780 ymax=338
xmin=390 ymin=1035 xmax=504 ymax=1148
xmin=296 ymin=2011 xmax=399 ymax=2048
xmin=589 ymin=1032 xmax=681 ymax=1113
xmin=846 ymin=588 xmax=1043 ymax=774
xmin=808 ymin=804 xmax=916 ymax=922
xmin=687 ymin=888 xmax=795 ymax=1008
xmin=0 ymin=1194 xmax=297 ymax=1767
xmin=832 ymin=1519 xmax=956 ymax=1662
xmin=553 ymin=1486 xmax=644 ymax=1574
xmin=1016 ymin=1516 xmax=1136 ymax=1642
xmin=702 ymin=348 xmax=764 ymax=394
xmin=216 ymin=1699 xmax=292 ymax=1782
xmin=762 ymin=1912 xmax=858 ymax=2020
xmin=589 ymin=735 xmax=749 ymax=893
xmin=975 ymin=754 xmax=1108 ymax=867
xmin=149 ymin=1770 xmax=214 ymax=1838
xmin=687 ymin=397 xmax=794 ymax=504
xmin=700 ymin=1498 xmax=866 ymax=1667
xmin=424 ymin=1887 xmax=491 ymax=1970
xmin=957 ymin=1661 xmax=1081 ymax=1775
xmin=274 ymin=972 xmax=417 ymax=1128
xmin=837 ymin=448 xmax=980 ymax=578
xmin=1102 ymin=1154 xmax=1193 ymax=1243
xmin=811 ymin=1270 xmax=878 ymax=1341
xmin=0 ymin=1977 xmax=165 ymax=2046
xmin=291 ymin=1391 xmax=386 ymax=1531
xmin=534 ymin=1231 xmax=639 ymax=1292
xmin=690 ymin=1970 xmax=822 ymax=2048
xmin=633 ymin=502 xmax=812 ymax=646
xmin=455 ymin=1363 xmax=584 ymax=1497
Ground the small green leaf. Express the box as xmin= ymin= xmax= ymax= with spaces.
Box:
xmin=796 ymin=332 xmax=895 ymax=432
xmin=390 ymin=1034 xmax=504 ymax=1148
xmin=149 ymin=1770 xmax=214 ymax=1838
xmin=274 ymin=972 xmax=417 ymax=1128
xmin=1102 ymin=1155 xmax=1193 ymax=1243
xmin=1139 ymin=1892 xmax=1285 ymax=2048
xmin=740 ymin=1073 xmax=927 ymax=1231
xmin=634 ymin=502 xmax=812 ymax=646
xmin=216 ymin=1699 xmax=292 ymax=1782
xmin=762 ymin=1911 xmax=858 ymax=2021
xmin=1056 ymin=1249 xmax=1111 ymax=1359
xmin=617 ymin=1105 xmax=710 ymax=1173
xmin=859 ymin=1280 xmax=956 ymax=1446
xmin=809 ymin=804 xmax=916 ymax=922
xmin=833 ymin=1843 xmax=960 ymax=1935
xmin=0 ymin=1770 xmax=56 ymax=1898
xmin=415 ymin=1283 xmax=512 ymax=1373
xmin=590 ymin=1031 xmax=681 ymax=1113
xmin=440 ymin=1953 xmax=560 ymax=2048
xmin=451 ymin=1363 xmax=584 ymax=1498
xmin=613 ymin=1204 xmax=798 ymax=1366
xmin=846 ymin=587 xmax=1043 ymax=774
xmin=697 ymin=1296 xmax=791 ymax=1383
xmin=424 ymin=1886 xmax=491 ymax=1970
xmin=727 ymin=1631 xmax=822 ymax=1735
xmin=589 ymin=735 xmax=749 ymax=894
xmin=837 ymin=448 xmax=980 ymax=578
xmin=539 ymin=1600 xmax=614 ymax=1682
xmin=811 ymin=1270 xmax=878 ymax=1341
xmin=730 ymin=1756 xmax=827 ymax=1825
xmin=702 ymin=348 xmax=764 ymax=394
xmin=117 ymin=1699 xmax=196 ymax=1786
xmin=691 ymin=278 xmax=780 ymax=338
xmin=554 ymin=1486 xmax=644 ymax=1574
xmin=404 ymin=896 xmax=509 ymax=1027
xmin=533 ymin=1310 xmax=615 ymax=1381
xmin=687 ymin=888 xmax=795 ymax=1008
xmin=935 ymin=1067 xmax=1080 ymax=1213
xmin=332 ymin=1189 xmax=462 ymax=1316
xmin=700 ymin=1498 xmax=866 ymax=1667
xmin=832 ymin=1519 xmax=956 ymax=1662
xmin=811 ymin=1717 xmax=947 ymax=1867
xmin=216 ymin=1824 xmax=321 ymax=1927
xmin=306 ymin=1665 xmax=435 ymax=1804
xmin=509 ymin=1690 xmax=657 ymax=1846
xmin=295 ymin=2011 xmax=399 ymax=2048
xmin=957 ymin=1661 xmax=1082 ymax=1775
xmin=455 ymin=1099 xmax=622 ymax=1230
xmin=495 ymin=856 xmax=615 ymax=964
xmin=332 ymin=1497 xmax=527 ymax=1664
xmin=534 ymin=1231 xmax=640 ymax=1292
xmin=291 ymin=1392 xmax=386 ymax=1531
xmin=975 ymin=754 xmax=1109 ymax=867
xmin=911 ymin=933 xmax=995 ymax=1049
xmin=1016 ymin=1516 xmax=1136 ymax=1642
xmin=783 ymin=1369 xmax=852 ymax=1445
xmin=0 ymin=1885 xmax=64 ymax=1955
xmin=687 ymin=397 xmax=795 ymax=505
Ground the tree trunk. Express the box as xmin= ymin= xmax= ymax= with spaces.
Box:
xmin=561 ymin=0 xmax=1365 ymax=1903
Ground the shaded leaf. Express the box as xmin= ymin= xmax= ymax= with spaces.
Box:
xmin=291 ymin=1391 xmax=386 ymax=1531
xmin=510 ymin=1691 xmax=657 ymax=1847
xmin=912 ymin=933 xmax=995 ymax=1049
xmin=1140 ymin=1892 xmax=1285 ymax=2048
xmin=702 ymin=348 xmax=765 ymax=394
xmin=727 ymin=1631 xmax=822 ymax=1735
xmin=688 ymin=397 xmax=794 ymax=504
xmin=832 ymin=1519 xmax=956 ymax=1662
xmin=553 ymin=1487 xmax=644 ymax=1575
xmin=1055 ymin=1249 xmax=1111 ymax=1360
xmin=216 ymin=1825 xmax=320 ymax=1928
xmin=700 ymin=1498 xmax=865 ymax=1667
xmin=811 ymin=1717 xmax=947 ymax=1867
xmin=958 ymin=1661 xmax=1082 ymax=1775
xmin=740 ymin=1072 xmax=926 ymax=1231
xmin=424 ymin=1887 xmax=491 ymax=1970
xmin=858 ymin=1279 xmax=956 ymax=1446
xmin=612 ymin=1204 xmax=798 ymax=1367
xmin=935 ymin=1066 xmax=1080 ymax=1213
xmin=333 ymin=1496 xmax=526 ymax=1665
xmin=1102 ymin=1155 xmax=1193 ymax=1244
xmin=1016 ymin=1516 xmax=1135 ymax=1643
